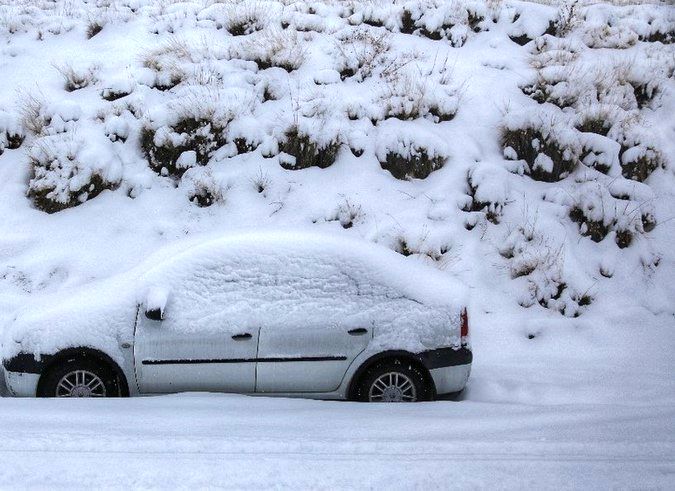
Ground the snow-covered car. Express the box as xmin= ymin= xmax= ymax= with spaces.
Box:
xmin=2 ymin=232 xmax=471 ymax=402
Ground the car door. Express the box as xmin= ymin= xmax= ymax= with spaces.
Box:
xmin=255 ymin=324 xmax=371 ymax=393
xmin=134 ymin=310 xmax=260 ymax=395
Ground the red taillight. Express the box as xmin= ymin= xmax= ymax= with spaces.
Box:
xmin=460 ymin=308 xmax=469 ymax=338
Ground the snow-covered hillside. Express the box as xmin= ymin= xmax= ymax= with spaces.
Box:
xmin=0 ymin=0 xmax=673 ymax=370
xmin=0 ymin=0 xmax=674 ymax=487
xmin=1 ymin=0 xmax=673 ymax=356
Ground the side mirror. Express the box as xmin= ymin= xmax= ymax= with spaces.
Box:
xmin=144 ymin=286 xmax=169 ymax=321
xmin=145 ymin=307 xmax=163 ymax=321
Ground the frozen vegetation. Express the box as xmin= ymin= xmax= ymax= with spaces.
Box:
xmin=0 ymin=0 xmax=673 ymax=487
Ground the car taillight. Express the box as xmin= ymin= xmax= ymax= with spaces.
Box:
xmin=460 ymin=308 xmax=469 ymax=338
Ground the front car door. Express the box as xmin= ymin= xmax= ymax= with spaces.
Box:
xmin=134 ymin=312 xmax=259 ymax=394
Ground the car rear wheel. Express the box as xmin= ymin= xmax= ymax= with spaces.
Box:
xmin=38 ymin=358 xmax=119 ymax=398
xmin=357 ymin=359 xmax=432 ymax=402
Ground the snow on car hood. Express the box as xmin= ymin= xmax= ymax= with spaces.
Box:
xmin=2 ymin=232 xmax=467 ymax=361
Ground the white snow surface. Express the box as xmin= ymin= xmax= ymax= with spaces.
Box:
xmin=0 ymin=392 xmax=673 ymax=489
xmin=0 ymin=0 xmax=674 ymax=488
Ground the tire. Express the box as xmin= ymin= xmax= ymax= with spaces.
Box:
xmin=38 ymin=357 xmax=121 ymax=398
xmin=356 ymin=358 xmax=433 ymax=402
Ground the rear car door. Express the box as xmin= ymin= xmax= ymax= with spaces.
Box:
xmin=256 ymin=324 xmax=371 ymax=393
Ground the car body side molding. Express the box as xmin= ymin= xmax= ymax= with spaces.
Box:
xmin=141 ymin=355 xmax=349 ymax=365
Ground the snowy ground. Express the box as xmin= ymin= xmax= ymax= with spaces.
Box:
xmin=0 ymin=381 xmax=674 ymax=489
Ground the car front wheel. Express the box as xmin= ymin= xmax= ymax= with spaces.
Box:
xmin=38 ymin=358 xmax=119 ymax=398
xmin=357 ymin=359 xmax=432 ymax=402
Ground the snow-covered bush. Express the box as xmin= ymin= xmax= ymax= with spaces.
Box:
xmin=500 ymin=223 xmax=593 ymax=318
xmin=381 ymin=69 xmax=459 ymax=122
xmin=86 ymin=19 xmax=104 ymax=39
xmin=501 ymin=112 xmax=579 ymax=182
xmin=610 ymin=118 xmax=664 ymax=182
xmin=19 ymin=92 xmax=47 ymax=136
xmin=350 ymin=2 xmax=402 ymax=31
xmin=326 ymin=199 xmax=363 ymax=229
xmin=375 ymin=118 xmax=449 ymax=180
xmin=565 ymin=181 xmax=654 ymax=248
xmin=19 ymin=98 xmax=83 ymax=138
xmin=379 ymin=144 xmax=445 ymax=181
xmin=223 ymin=2 xmax=271 ymax=36
xmin=344 ymin=0 xmax=488 ymax=44
xmin=102 ymin=110 xmax=133 ymax=143
xmin=27 ymin=135 xmax=121 ymax=213
xmin=235 ymin=28 xmax=306 ymax=72
xmin=463 ymin=163 xmax=509 ymax=224
xmin=0 ymin=110 xmax=24 ymax=154
xmin=574 ymin=105 xmax=620 ymax=137
xmin=249 ymin=168 xmax=271 ymax=195
xmin=100 ymin=74 xmax=137 ymax=102
xmin=181 ymin=167 xmax=227 ymax=207
xmin=414 ymin=1 xmax=482 ymax=46
xmin=141 ymin=117 xmax=227 ymax=178
xmin=582 ymin=25 xmax=638 ymax=49
xmin=333 ymin=28 xmax=392 ymax=82
xmin=639 ymin=28 xmax=674 ymax=45
xmin=140 ymin=90 xmax=240 ymax=177
xmin=53 ymin=62 xmax=98 ymax=92
xmin=553 ymin=0 xmax=581 ymax=37
xmin=619 ymin=144 xmax=663 ymax=183
xmin=140 ymin=37 xmax=214 ymax=90
xmin=279 ymin=126 xmax=340 ymax=170
xmin=578 ymin=131 xmax=621 ymax=175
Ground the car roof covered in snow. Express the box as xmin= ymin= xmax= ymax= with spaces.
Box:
xmin=140 ymin=231 xmax=467 ymax=307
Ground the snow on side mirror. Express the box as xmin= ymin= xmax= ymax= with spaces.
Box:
xmin=144 ymin=286 xmax=169 ymax=321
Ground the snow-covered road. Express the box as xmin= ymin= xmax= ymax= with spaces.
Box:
xmin=0 ymin=391 xmax=673 ymax=489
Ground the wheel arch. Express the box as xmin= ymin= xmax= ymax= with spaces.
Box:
xmin=347 ymin=350 xmax=436 ymax=401
xmin=37 ymin=347 xmax=130 ymax=397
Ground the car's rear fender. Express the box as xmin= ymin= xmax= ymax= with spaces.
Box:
xmin=343 ymin=347 xmax=473 ymax=400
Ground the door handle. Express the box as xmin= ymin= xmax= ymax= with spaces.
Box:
xmin=232 ymin=333 xmax=252 ymax=340
xmin=348 ymin=328 xmax=368 ymax=336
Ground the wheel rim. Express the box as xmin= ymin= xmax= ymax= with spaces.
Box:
xmin=368 ymin=371 xmax=417 ymax=402
xmin=56 ymin=370 xmax=107 ymax=397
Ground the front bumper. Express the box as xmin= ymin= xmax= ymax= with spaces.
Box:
xmin=2 ymin=369 xmax=39 ymax=397
xmin=2 ymin=353 xmax=47 ymax=397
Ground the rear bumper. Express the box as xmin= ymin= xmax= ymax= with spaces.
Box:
xmin=417 ymin=347 xmax=472 ymax=396
xmin=429 ymin=363 xmax=471 ymax=396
